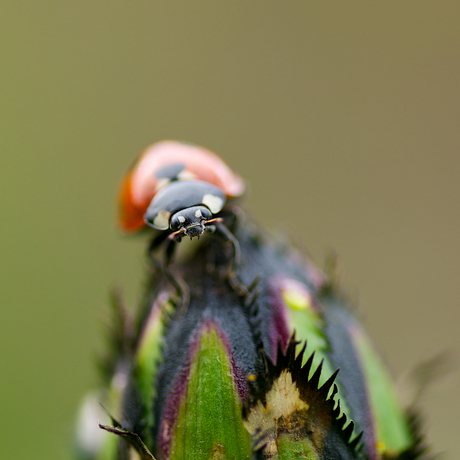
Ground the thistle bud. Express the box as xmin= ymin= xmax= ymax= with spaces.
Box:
xmin=77 ymin=220 xmax=427 ymax=460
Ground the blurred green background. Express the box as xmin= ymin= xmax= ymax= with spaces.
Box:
xmin=1 ymin=2 xmax=459 ymax=459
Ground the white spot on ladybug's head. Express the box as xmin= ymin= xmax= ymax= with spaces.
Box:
xmin=153 ymin=209 xmax=171 ymax=230
xmin=202 ymin=194 xmax=224 ymax=213
xmin=178 ymin=215 xmax=186 ymax=223
xmin=195 ymin=209 xmax=202 ymax=218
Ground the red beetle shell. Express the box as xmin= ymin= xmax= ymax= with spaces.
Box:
xmin=119 ymin=141 xmax=245 ymax=232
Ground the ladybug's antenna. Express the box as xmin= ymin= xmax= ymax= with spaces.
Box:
xmin=168 ymin=228 xmax=186 ymax=242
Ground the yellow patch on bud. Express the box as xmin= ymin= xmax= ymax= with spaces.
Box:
xmin=244 ymin=370 xmax=309 ymax=455
xmin=281 ymin=280 xmax=313 ymax=311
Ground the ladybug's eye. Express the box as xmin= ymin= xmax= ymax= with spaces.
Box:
xmin=170 ymin=213 xmax=186 ymax=231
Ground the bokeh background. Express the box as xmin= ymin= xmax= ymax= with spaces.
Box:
xmin=1 ymin=2 xmax=459 ymax=459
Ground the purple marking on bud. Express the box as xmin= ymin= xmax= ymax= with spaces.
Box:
xmin=267 ymin=277 xmax=321 ymax=361
xmin=287 ymin=249 xmax=327 ymax=291
xmin=267 ymin=277 xmax=293 ymax=361
xmin=157 ymin=319 xmax=249 ymax=459
xmin=303 ymin=258 xmax=327 ymax=291
xmin=157 ymin=358 xmax=190 ymax=459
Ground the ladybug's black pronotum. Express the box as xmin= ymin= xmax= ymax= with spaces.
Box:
xmin=144 ymin=180 xmax=226 ymax=240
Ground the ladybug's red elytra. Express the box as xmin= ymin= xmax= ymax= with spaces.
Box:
xmin=119 ymin=140 xmax=245 ymax=233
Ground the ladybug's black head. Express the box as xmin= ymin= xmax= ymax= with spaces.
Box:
xmin=170 ymin=205 xmax=212 ymax=240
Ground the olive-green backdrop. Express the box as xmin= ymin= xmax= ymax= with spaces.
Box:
xmin=1 ymin=2 xmax=459 ymax=459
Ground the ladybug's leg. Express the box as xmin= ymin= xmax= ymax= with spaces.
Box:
xmin=148 ymin=231 xmax=171 ymax=269
xmin=214 ymin=221 xmax=241 ymax=273
xmin=148 ymin=232 xmax=189 ymax=309
xmin=212 ymin=221 xmax=249 ymax=297
xmin=213 ymin=205 xmax=243 ymax=233
xmin=164 ymin=234 xmax=190 ymax=310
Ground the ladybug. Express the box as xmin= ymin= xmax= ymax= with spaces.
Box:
xmin=119 ymin=140 xmax=245 ymax=236
xmin=119 ymin=141 xmax=246 ymax=297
